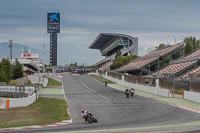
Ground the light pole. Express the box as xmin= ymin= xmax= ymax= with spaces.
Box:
xmin=148 ymin=65 xmax=150 ymax=75
xmin=43 ymin=43 xmax=45 ymax=73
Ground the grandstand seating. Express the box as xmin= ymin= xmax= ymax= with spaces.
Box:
xmin=120 ymin=57 xmax=158 ymax=71
xmin=153 ymin=61 xmax=197 ymax=76
xmin=171 ymin=49 xmax=200 ymax=64
xmin=179 ymin=66 xmax=200 ymax=79
xmin=118 ymin=43 xmax=184 ymax=72
xmin=142 ymin=43 xmax=184 ymax=60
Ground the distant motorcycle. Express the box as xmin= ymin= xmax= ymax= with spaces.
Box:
xmin=83 ymin=113 xmax=98 ymax=123
xmin=130 ymin=88 xmax=135 ymax=97
xmin=125 ymin=89 xmax=130 ymax=98
xmin=105 ymin=81 xmax=107 ymax=87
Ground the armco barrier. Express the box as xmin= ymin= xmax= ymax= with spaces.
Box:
xmin=184 ymin=91 xmax=200 ymax=103
xmin=103 ymin=75 xmax=171 ymax=97
xmin=0 ymin=93 xmax=36 ymax=108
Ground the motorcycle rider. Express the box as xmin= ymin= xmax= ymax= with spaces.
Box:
xmin=130 ymin=88 xmax=135 ymax=96
xmin=125 ymin=89 xmax=130 ymax=97
xmin=130 ymin=88 xmax=135 ymax=93
xmin=81 ymin=109 xmax=87 ymax=121
xmin=81 ymin=109 xmax=92 ymax=122
xmin=125 ymin=89 xmax=130 ymax=94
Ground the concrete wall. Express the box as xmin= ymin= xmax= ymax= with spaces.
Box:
xmin=0 ymin=93 xmax=36 ymax=109
xmin=184 ymin=91 xmax=200 ymax=103
xmin=103 ymin=75 xmax=171 ymax=97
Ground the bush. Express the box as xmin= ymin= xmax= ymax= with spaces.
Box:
xmin=9 ymin=80 xmax=16 ymax=85
xmin=174 ymin=89 xmax=184 ymax=95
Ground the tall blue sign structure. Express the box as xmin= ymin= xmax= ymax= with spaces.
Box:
xmin=47 ymin=12 xmax=60 ymax=66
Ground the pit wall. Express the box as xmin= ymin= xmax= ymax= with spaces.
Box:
xmin=0 ymin=93 xmax=36 ymax=109
xmin=103 ymin=75 xmax=172 ymax=97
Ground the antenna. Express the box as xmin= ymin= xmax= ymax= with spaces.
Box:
xmin=9 ymin=40 xmax=13 ymax=61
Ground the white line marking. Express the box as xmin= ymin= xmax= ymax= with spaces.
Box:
xmin=62 ymin=79 xmax=72 ymax=118
xmin=80 ymin=82 xmax=111 ymax=102
xmin=63 ymin=76 xmax=111 ymax=102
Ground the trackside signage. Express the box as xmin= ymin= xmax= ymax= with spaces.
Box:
xmin=74 ymin=68 xmax=85 ymax=71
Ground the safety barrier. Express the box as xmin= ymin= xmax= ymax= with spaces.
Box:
xmin=184 ymin=91 xmax=200 ymax=103
xmin=0 ymin=93 xmax=36 ymax=108
xmin=103 ymin=75 xmax=172 ymax=97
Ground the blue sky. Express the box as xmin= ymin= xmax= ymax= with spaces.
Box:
xmin=0 ymin=0 xmax=200 ymax=65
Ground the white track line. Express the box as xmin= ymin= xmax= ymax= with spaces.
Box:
xmin=80 ymin=82 xmax=111 ymax=102
xmin=64 ymin=77 xmax=111 ymax=102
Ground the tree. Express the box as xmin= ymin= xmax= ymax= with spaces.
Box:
xmin=0 ymin=59 xmax=12 ymax=82
xmin=110 ymin=55 xmax=137 ymax=70
xmin=0 ymin=68 xmax=7 ymax=82
xmin=0 ymin=58 xmax=12 ymax=83
xmin=184 ymin=37 xmax=199 ymax=55
xmin=155 ymin=43 xmax=171 ymax=50
xmin=68 ymin=62 xmax=78 ymax=68
xmin=115 ymin=50 xmax=122 ymax=58
xmin=12 ymin=59 xmax=23 ymax=79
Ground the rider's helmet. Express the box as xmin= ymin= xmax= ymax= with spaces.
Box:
xmin=81 ymin=109 xmax=84 ymax=113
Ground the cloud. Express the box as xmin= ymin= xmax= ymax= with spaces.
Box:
xmin=64 ymin=45 xmax=69 ymax=49
xmin=1 ymin=0 xmax=200 ymax=65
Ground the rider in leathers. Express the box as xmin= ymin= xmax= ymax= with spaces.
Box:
xmin=81 ymin=109 xmax=92 ymax=122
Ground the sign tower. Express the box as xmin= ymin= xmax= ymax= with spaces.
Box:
xmin=47 ymin=11 xmax=60 ymax=66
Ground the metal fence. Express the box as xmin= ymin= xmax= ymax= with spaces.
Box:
xmin=107 ymin=72 xmax=200 ymax=93
xmin=0 ymin=85 xmax=35 ymax=98
xmin=107 ymin=71 xmax=122 ymax=80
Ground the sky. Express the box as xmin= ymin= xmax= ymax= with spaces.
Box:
xmin=1 ymin=0 xmax=200 ymax=66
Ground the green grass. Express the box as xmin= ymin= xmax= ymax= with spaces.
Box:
xmin=0 ymin=98 xmax=70 ymax=128
xmin=44 ymin=76 xmax=62 ymax=87
xmin=89 ymin=75 xmax=115 ymax=84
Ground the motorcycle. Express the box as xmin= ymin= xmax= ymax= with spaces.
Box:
xmin=83 ymin=113 xmax=98 ymax=123
xmin=130 ymin=89 xmax=135 ymax=97
xmin=105 ymin=81 xmax=107 ymax=87
xmin=125 ymin=91 xmax=130 ymax=98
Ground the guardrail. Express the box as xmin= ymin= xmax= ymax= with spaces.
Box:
xmin=0 ymin=84 xmax=43 ymax=109
xmin=0 ymin=85 xmax=35 ymax=98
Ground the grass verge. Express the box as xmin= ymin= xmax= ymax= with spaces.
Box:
xmin=0 ymin=98 xmax=70 ymax=128
xmin=89 ymin=75 xmax=115 ymax=84
xmin=44 ymin=76 xmax=62 ymax=87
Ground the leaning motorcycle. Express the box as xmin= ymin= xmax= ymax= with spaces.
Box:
xmin=83 ymin=114 xmax=98 ymax=123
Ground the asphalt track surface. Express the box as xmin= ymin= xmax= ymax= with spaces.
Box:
xmin=2 ymin=75 xmax=200 ymax=133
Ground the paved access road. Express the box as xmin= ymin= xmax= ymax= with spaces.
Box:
xmin=3 ymin=75 xmax=200 ymax=133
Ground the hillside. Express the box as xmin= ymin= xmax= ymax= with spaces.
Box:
xmin=0 ymin=42 xmax=49 ymax=63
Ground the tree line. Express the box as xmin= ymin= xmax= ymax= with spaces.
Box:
xmin=110 ymin=51 xmax=138 ymax=70
xmin=0 ymin=58 xmax=23 ymax=83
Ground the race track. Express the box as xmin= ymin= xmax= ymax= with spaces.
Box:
xmin=2 ymin=75 xmax=200 ymax=133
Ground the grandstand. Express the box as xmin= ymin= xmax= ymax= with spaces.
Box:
xmin=89 ymin=33 xmax=138 ymax=73
xmin=117 ymin=42 xmax=184 ymax=75
xmin=153 ymin=48 xmax=200 ymax=80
